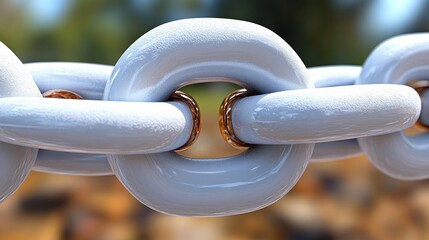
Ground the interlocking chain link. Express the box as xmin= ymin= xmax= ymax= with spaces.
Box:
xmin=357 ymin=34 xmax=429 ymax=180
xmin=0 ymin=18 xmax=427 ymax=216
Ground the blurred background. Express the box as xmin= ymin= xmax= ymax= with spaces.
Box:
xmin=1 ymin=0 xmax=429 ymax=239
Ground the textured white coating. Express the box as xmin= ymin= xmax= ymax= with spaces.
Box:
xmin=232 ymin=84 xmax=420 ymax=144
xmin=357 ymin=33 xmax=429 ymax=180
xmin=0 ymin=42 xmax=41 ymax=202
xmin=309 ymin=66 xmax=363 ymax=160
xmin=0 ymin=97 xmax=192 ymax=154
xmin=105 ymin=18 xmax=314 ymax=216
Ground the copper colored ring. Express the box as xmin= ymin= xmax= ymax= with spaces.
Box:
xmin=42 ymin=89 xmax=83 ymax=99
xmin=219 ymin=89 xmax=251 ymax=149
xmin=408 ymin=80 xmax=429 ymax=129
xmin=170 ymin=91 xmax=201 ymax=151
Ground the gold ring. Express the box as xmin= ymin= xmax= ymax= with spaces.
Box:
xmin=170 ymin=91 xmax=201 ymax=151
xmin=42 ymin=89 xmax=83 ymax=99
xmin=408 ymin=80 xmax=429 ymax=129
xmin=219 ymin=89 xmax=251 ymax=149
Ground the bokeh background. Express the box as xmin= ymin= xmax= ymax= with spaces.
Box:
xmin=1 ymin=0 xmax=429 ymax=239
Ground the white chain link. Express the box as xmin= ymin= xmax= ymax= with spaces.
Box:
xmin=357 ymin=34 xmax=429 ymax=180
xmin=0 ymin=18 xmax=427 ymax=216
xmin=0 ymin=41 xmax=40 ymax=202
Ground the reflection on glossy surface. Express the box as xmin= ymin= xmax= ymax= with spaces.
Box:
xmin=359 ymin=132 xmax=429 ymax=179
xmin=309 ymin=66 xmax=363 ymax=160
xmin=0 ymin=98 xmax=192 ymax=154
xmin=33 ymin=139 xmax=360 ymax=176
xmin=358 ymin=33 xmax=429 ymax=179
xmin=312 ymin=139 xmax=361 ymax=161
xmin=109 ymin=145 xmax=312 ymax=216
xmin=35 ymin=150 xmax=112 ymax=176
xmin=233 ymin=84 xmax=420 ymax=144
xmin=103 ymin=18 xmax=313 ymax=102
xmin=0 ymin=42 xmax=41 ymax=202
xmin=105 ymin=18 xmax=313 ymax=216
xmin=309 ymin=66 xmax=360 ymax=87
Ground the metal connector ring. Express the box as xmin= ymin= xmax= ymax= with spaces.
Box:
xmin=170 ymin=91 xmax=201 ymax=151
xmin=219 ymin=89 xmax=251 ymax=149
xmin=42 ymin=89 xmax=83 ymax=99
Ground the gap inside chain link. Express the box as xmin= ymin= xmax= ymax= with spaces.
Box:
xmin=405 ymin=80 xmax=429 ymax=135
xmin=179 ymin=82 xmax=247 ymax=159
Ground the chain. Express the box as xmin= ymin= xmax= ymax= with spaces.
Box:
xmin=0 ymin=18 xmax=427 ymax=216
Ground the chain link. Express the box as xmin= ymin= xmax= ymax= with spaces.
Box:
xmin=0 ymin=18 xmax=427 ymax=216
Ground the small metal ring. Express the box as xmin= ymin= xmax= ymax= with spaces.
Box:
xmin=408 ymin=80 xmax=429 ymax=129
xmin=170 ymin=91 xmax=201 ymax=151
xmin=219 ymin=89 xmax=251 ymax=149
xmin=42 ymin=89 xmax=83 ymax=99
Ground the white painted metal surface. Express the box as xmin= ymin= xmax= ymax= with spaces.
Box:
xmin=26 ymin=62 xmax=114 ymax=174
xmin=232 ymin=85 xmax=419 ymax=144
xmin=310 ymin=65 xmax=360 ymax=88
xmin=105 ymin=18 xmax=314 ymax=216
xmin=309 ymin=66 xmax=363 ymax=160
xmin=0 ymin=42 xmax=41 ymax=202
xmin=35 ymin=150 xmax=112 ymax=176
xmin=26 ymin=62 xmax=112 ymax=100
xmin=311 ymin=140 xmax=361 ymax=162
xmin=0 ymin=97 xmax=192 ymax=154
xmin=358 ymin=33 xmax=429 ymax=180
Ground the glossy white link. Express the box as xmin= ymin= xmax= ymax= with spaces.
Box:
xmin=0 ymin=42 xmax=41 ymax=202
xmin=104 ymin=19 xmax=313 ymax=102
xmin=0 ymin=97 xmax=192 ymax=154
xmin=310 ymin=65 xmax=360 ymax=87
xmin=105 ymin=18 xmax=314 ymax=216
xmin=109 ymin=145 xmax=312 ymax=216
xmin=311 ymin=140 xmax=361 ymax=162
xmin=232 ymin=85 xmax=420 ymax=144
xmin=309 ymin=66 xmax=362 ymax=161
xmin=357 ymin=33 xmax=429 ymax=180
xmin=35 ymin=150 xmax=112 ymax=176
xmin=24 ymin=62 xmax=114 ymax=174
xmin=26 ymin=62 xmax=112 ymax=100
